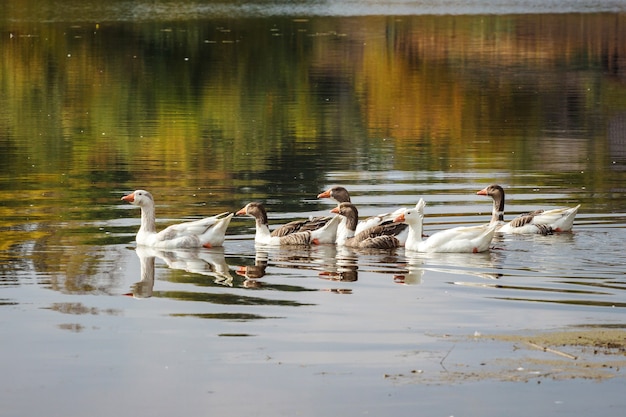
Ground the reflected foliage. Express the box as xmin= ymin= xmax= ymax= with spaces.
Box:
xmin=171 ymin=312 xmax=282 ymax=321
xmin=153 ymin=290 xmax=313 ymax=306
xmin=2 ymin=14 xmax=625 ymax=191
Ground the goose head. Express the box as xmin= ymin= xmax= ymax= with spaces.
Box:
xmin=477 ymin=184 xmax=505 ymax=203
xmin=121 ymin=190 xmax=154 ymax=207
xmin=393 ymin=208 xmax=422 ymax=225
xmin=318 ymin=186 xmax=351 ymax=204
xmin=236 ymin=202 xmax=269 ymax=225
xmin=394 ymin=199 xmax=425 ymax=224
xmin=330 ymin=202 xmax=358 ymax=231
xmin=477 ymin=184 xmax=505 ymax=217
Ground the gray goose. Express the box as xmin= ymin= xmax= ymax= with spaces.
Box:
xmin=477 ymin=184 xmax=580 ymax=234
xmin=267 ymin=187 xmax=353 ymax=237
xmin=318 ymin=186 xmax=406 ymax=236
xmin=330 ymin=202 xmax=406 ymax=249
xmin=236 ymin=202 xmax=341 ymax=246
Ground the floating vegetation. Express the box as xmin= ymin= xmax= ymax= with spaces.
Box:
xmin=385 ymin=328 xmax=626 ymax=385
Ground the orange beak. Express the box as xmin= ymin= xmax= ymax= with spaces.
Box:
xmin=317 ymin=189 xmax=331 ymax=199
xmin=394 ymin=213 xmax=405 ymax=222
xmin=477 ymin=187 xmax=488 ymax=196
xmin=235 ymin=207 xmax=247 ymax=216
xmin=121 ymin=192 xmax=135 ymax=202
xmin=330 ymin=207 xmax=340 ymax=214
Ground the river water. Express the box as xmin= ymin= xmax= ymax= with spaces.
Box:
xmin=1 ymin=1 xmax=626 ymax=416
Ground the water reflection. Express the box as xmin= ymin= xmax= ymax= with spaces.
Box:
xmin=128 ymin=244 xmax=324 ymax=306
xmin=2 ymin=13 xmax=626 ymax=202
xmin=236 ymin=250 xmax=269 ymax=283
xmin=395 ymin=250 xmax=503 ymax=285
xmin=127 ymin=247 xmax=156 ymax=299
xmin=128 ymin=246 xmax=234 ymax=298
xmin=2 ymin=0 xmax=625 ymax=22
xmin=318 ymin=246 xmax=359 ymax=283
xmin=235 ymin=245 xmax=342 ymax=278
xmin=393 ymin=253 xmax=424 ymax=285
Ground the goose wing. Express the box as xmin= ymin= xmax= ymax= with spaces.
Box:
xmin=357 ymin=235 xmax=400 ymax=249
xmin=155 ymin=212 xmax=231 ymax=240
xmin=271 ymin=216 xmax=332 ymax=237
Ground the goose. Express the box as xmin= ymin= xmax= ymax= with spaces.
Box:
xmin=318 ymin=186 xmax=406 ymax=236
xmin=394 ymin=199 xmax=497 ymax=253
xmin=268 ymin=189 xmax=343 ymax=237
xmin=476 ymin=184 xmax=580 ymax=234
xmin=330 ymin=202 xmax=407 ymax=249
xmin=121 ymin=190 xmax=233 ymax=249
xmin=236 ymin=202 xmax=341 ymax=246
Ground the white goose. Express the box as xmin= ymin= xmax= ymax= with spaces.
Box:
xmin=331 ymin=202 xmax=407 ymax=249
xmin=394 ymin=199 xmax=497 ymax=253
xmin=236 ymin=202 xmax=341 ymax=246
xmin=318 ymin=186 xmax=406 ymax=237
xmin=121 ymin=190 xmax=233 ymax=249
xmin=477 ymin=184 xmax=580 ymax=234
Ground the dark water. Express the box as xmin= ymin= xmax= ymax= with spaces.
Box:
xmin=2 ymin=2 xmax=626 ymax=416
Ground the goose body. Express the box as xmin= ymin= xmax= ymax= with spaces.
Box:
xmin=477 ymin=184 xmax=580 ymax=234
xmin=395 ymin=199 xmax=497 ymax=253
xmin=121 ymin=190 xmax=233 ymax=249
xmin=318 ymin=186 xmax=406 ymax=239
xmin=331 ymin=202 xmax=407 ymax=249
xmin=236 ymin=202 xmax=341 ymax=246
xmin=270 ymin=215 xmax=333 ymax=237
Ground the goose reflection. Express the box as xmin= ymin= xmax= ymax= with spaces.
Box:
xmin=236 ymin=250 xmax=269 ymax=287
xmin=395 ymin=249 xmax=503 ymax=286
xmin=318 ymin=245 xmax=358 ymax=282
xmin=127 ymin=246 xmax=156 ymax=298
xmin=236 ymin=245 xmax=339 ymax=277
xmin=393 ymin=253 xmax=424 ymax=285
xmin=234 ymin=245 xmax=358 ymax=289
xmin=153 ymin=246 xmax=232 ymax=286
xmin=127 ymin=246 xmax=233 ymax=298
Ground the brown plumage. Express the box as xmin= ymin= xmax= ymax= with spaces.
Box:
xmin=236 ymin=202 xmax=341 ymax=246
xmin=331 ymin=202 xmax=406 ymax=249
xmin=270 ymin=215 xmax=333 ymax=237
xmin=477 ymin=184 xmax=579 ymax=235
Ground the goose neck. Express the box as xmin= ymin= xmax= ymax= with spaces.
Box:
xmin=139 ymin=204 xmax=157 ymax=234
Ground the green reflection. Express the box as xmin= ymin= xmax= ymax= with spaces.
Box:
xmin=171 ymin=312 xmax=281 ymax=321
xmin=2 ymin=14 xmax=624 ymax=184
xmin=153 ymin=290 xmax=313 ymax=306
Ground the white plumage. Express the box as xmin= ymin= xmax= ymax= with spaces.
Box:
xmin=395 ymin=199 xmax=497 ymax=253
xmin=121 ymin=190 xmax=233 ymax=249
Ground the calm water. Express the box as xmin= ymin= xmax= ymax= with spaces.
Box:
xmin=2 ymin=1 xmax=626 ymax=416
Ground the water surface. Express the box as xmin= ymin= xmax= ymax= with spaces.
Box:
xmin=1 ymin=3 xmax=626 ymax=417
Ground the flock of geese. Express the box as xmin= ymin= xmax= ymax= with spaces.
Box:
xmin=121 ymin=185 xmax=580 ymax=253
